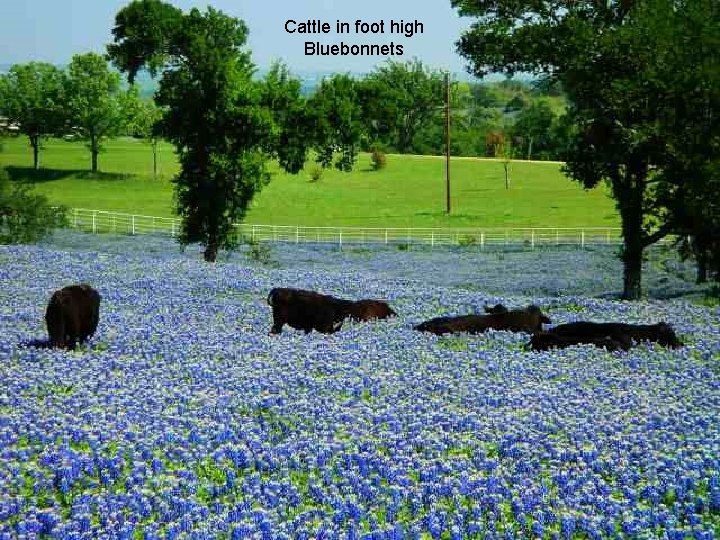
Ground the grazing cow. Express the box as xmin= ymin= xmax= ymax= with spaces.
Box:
xmin=267 ymin=287 xmax=353 ymax=334
xmin=484 ymin=303 xmax=508 ymax=314
xmin=547 ymin=321 xmax=683 ymax=348
xmin=346 ymin=299 xmax=397 ymax=322
xmin=414 ymin=305 xmax=551 ymax=336
xmin=529 ymin=331 xmax=633 ymax=352
xmin=45 ymin=284 xmax=101 ymax=350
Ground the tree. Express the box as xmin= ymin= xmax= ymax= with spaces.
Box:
xmin=124 ymin=88 xmax=164 ymax=177
xmin=453 ymin=0 xmax=710 ymax=299
xmin=260 ymin=62 xmax=313 ymax=174
xmin=307 ymin=74 xmax=363 ymax=172
xmin=650 ymin=0 xmax=720 ymax=284
xmin=107 ymin=0 xmax=314 ymax=262
xmin=0 ymin=168 xmax=67 ymax=244
xmin=357 ymin=60 xmax=445 ymax=154
xmin=66 ymin=53 xmax=127 ymax=173
xmin=511 ymin=101 xmax=557 ymax=160
xmin=0 ymin=62 xmax=67 ymax=170
xmin=495 ymin=139 xmax=514 ymax=189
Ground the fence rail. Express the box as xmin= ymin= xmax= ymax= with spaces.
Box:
xmin=66 ymin=207 xmax=651 ymax=249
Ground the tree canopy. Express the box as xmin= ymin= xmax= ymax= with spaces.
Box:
xmin=0 ymin=62 xmax=67 ymax=170
xmin=107 ymin=0 xmax=314 ymax=261
xmin=66 ymin=53 xmax=128 ymax=173
xmin=454 ymin=0 xmax=720 ymax=298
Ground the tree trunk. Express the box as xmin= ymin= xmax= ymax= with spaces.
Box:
xmin=30 ymin=135 xmax=40 ymax=170
xmin=622 ymin=243 xmax=643 ymax=300
xmin=504 ymin=163 xmax=510 ymax=189
xmin=696 ymin=252 xmax=708 ymax=284
xmin=91 ymin=136 xmax=99 ymax=173
xmin=204 ymin=238 xmax=218 ymax=262
xmin=618 ymin=179 xmax=644 ymax=300
xmin=152 ymin=139 xmax=158 ymax=178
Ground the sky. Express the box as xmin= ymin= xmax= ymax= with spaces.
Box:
xmin=0 ymin=0 xmax=478 ymax=75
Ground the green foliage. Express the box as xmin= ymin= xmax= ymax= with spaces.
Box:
xmin=453 ymin=0 xmax=718 ymax=299
xmin=308 ymin=74 xmax=362 ymax=172
xmin=0 ymin=62 xmax=67 ymax=170
xmin=511 ymin=101 xmax=558 ymax=160
xmin=260 ymin=63 xmax=313 ymax=174
xmin=108 ymin=2 xmax=309 ymax=262
xmin=66 ymin=53 xmax=128 ymax=173
xmin=309 ymin=165 xmax=324 ymax=182
xmin=0 ymin=168 xmax=67 ymax=244
xmin=358 ymin=60 xmax=445 ymax=154
xmin=242 ymin=236 xmax=273 ymax=265
xmin=457 ymin=234 xmax=477 ymax=247
xmin=370 ymin=146 xmax=387 ymax=171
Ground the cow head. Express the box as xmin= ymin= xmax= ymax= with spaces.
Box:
xmin=655 ymin=322 xmax=683 ymax=348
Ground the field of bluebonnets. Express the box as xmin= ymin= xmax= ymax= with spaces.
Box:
xmin=1 ymin=231 xmax=719 ymax=539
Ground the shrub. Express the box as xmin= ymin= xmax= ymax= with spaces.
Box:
xmin=0 ymin=168 xmax=67 ymax=244
xmin=242 ymin=236 xmax=274 ymax=265
xmin=458 ymin=235 xmax=477 ymax=247
xmin=309 ymin=166 xmax=324 ymax=182
xmin=371 ymin=149 xmax=387 ymax=171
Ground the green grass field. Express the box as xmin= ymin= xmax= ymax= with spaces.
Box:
xmin=0 ymin=136 xmax=619 ymax=228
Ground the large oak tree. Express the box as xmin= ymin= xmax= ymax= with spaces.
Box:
xmin=453 ymin=0 xmax=717 ymax=299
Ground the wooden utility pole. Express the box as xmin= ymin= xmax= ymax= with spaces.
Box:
xmin=444 ymin=71 xmax=451 ymax=214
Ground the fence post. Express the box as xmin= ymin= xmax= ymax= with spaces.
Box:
xmin=531 ymin=229 xmax=535 ymax=250
xmin=171 ymin=220 xmax=175 ymax=237
xmin=481 ymin=232 xmax=485 ymax=250
xmin=581 ymin=230 xmax=585 ymax=250
xmin=339 ymin=230 xmax=343 ymax=248
xmin=296 ymin=226 xmax=299 ymax=244
xmin=385 ymin=230 xmax=388 ymax=244
xmin=132 ymin=216 xmax=136 ymax=235
xmin=556 ymin=229 xmax=559 ymax=246
xmin=112 ymin=215 xmax=116 ymax=233
xmin=431 ymin=232 xmax=434 ymax=248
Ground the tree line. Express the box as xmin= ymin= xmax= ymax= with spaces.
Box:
xmin=0 ymin=56 xmax=571 ymax=171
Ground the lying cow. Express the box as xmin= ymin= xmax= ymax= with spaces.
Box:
xmin=414 ymin=305 xmax=551 ymax=336
xmin=345 ymin=299 xmax=397 ymax=322
xmin=268 ymin=287 xmax=354 ymax=334
xmin=530 ymin=331 xmax=633 ymax=352
xmin=45 ymin=284 xmax=101 ymax=350
xmin=546 ymin=321 xmax=683 ymax=348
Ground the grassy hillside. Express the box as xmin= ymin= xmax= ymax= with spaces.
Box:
xmin=0 ymin=136 xmax=618 ymax=228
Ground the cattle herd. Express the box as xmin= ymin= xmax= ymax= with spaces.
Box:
xmin=36 ymin=284 xmax=683 ymax=352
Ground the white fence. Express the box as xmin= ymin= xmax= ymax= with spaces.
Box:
xmin=67 ymin=207 xmax=632 ymax=249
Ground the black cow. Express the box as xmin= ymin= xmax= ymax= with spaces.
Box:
xmin=547 ymin=321 xmax=683 ymax=348
xmin=484 ymin=303 xmax=509 ymax=314
xmin=45 ymin=284 xmax=101 ymax=350
xmin=267 ymin=287 xmax=353 ymax=334
xmin=529 ymin=331 xmax=633 ymax=352
xmin=414 ymin=305 xmax=551 ymax=336
xmin=346 ymin=299 xmax=397 ymax=322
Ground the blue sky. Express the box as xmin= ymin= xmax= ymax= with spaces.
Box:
xmin=0 ymin=0 xmax=477 ymax=75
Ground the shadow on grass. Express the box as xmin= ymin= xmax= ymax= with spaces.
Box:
xmin=5 ymin=166 xmax=136 ymax=183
